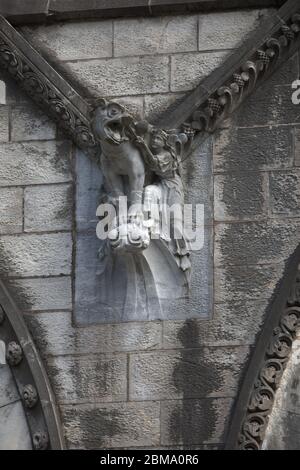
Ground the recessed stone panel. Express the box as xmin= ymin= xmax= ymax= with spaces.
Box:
xmin=74 ymin=139 xmax=213 ymax=324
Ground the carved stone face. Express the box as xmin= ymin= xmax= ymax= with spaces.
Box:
xmin=91 ymin=99 xmax=132 ymax=145
xmin=150 ymin=133 xmax=165 ymax=153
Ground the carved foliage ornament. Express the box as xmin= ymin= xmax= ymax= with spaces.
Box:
xmin=238 ymin=269 xmax=300 ymax=450
xmin=0 ymin=28 xmax=99 ymax=159
xmin=186 ymin=14 xmax=300 ymax=133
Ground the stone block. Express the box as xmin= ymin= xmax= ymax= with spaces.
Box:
xmin=0 ymin=81 xmax=5 ymax=105
xmin=0 ymin=365 xmax=20 ymax=408
xmin=0 ymin=141 xmax=72 ymax=187
xmin=114 ymin=15 xmax=197 ymax=56
xmin=0 ymin=106 xmax=9 ymax=141
xmin=0 ymin=187 xmax=23 ymax=234
xmin=270 ymin=170 xmax=300 ymax=217
xmin=144 ymin=92 xmax=186 ymax=124
xmin=214 ymin=172 xmax=267 ymax=221
xmin=171 ymin=51 xmax=227 ymax=92
xmin=67 ymin=56 xmax=170 ymax=97
xmin=47 ymin=354 xmax=127 ymax=403
xmin=231 ymin=85 xmax=300 ymax=128
xmin=0 ymin=402 xmax=32 ymax=450
xmin=215 ymin=219 xmax=300 ymax=267
xmin=295 ymin=128 xmax=300 ymax=167
xmin=0 ymin=233 xmax=72 ymax=277
xmin=6 ymin=276 xmax=72 ymax=311
xmin=24 ymin=183 xmax=73 ymax=232
xmin=61 ymin=402 xmax=160 ymax=449
xmin=162 ymin=299 xmax=269 ymax=348
xmin=214 ymin=126 xmax=293 ymax=172
xmin=129 ymin=346 xmax=249 ymax=401
xmin=161 ymin=398 xmax=233 ymax=445
xmin=22 ymin=20 xmax=113 ymax=61
xmin=214 ymin=262 xmax=285 ymax=304
xmin=11 ymin=103 xmax=56 ymax=141
xmin=25 ymin=311 xmax=162 ymax=356
xmin=198 ymin=9 xmax=271 ymax=51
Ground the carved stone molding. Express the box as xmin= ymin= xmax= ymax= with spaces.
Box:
xmin=0 ymin=1 xmax=285 ymax=25
xmin=0 ymin=15 xmax=99 ymax=160
xmin=0 ymin=1 xmax=299 ymax=156
xmin=164 ymin=0 xmax=300 ymax=130
xmin=225 ymin=246 xmax=300 ymax=450
xmin=0 ymin=281 xmax=65 ymax=450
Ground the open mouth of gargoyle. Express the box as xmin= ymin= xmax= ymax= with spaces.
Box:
xmin=104 ymin=119 xmax=127 ymax=144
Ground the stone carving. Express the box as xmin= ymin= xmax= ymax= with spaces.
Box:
xmin=91 ymin=98 xmax=192 ymax=271
xmin=6 ymin=341 xmax=23 ymax=366
xmin=33 ymin=431 xmax=49 ymax=451
xmin=22 ymin=384 xmax=39 ymax=409
xmin=237 ymin=270 xmax=300 ymax=450
xmin=89 ymin=99 xmax=194 ymax=319
xmin=185 ymin=14 xmax=300 ymax=134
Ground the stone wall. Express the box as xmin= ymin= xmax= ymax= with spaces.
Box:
xmin=0 ymin=8 xmax=299 ymax=449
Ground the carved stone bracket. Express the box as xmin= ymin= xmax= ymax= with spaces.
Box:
xmin=0 ymin=281 xmax=65 ymax=450
xmin=226 ymin=246 xmax=300 ymax=450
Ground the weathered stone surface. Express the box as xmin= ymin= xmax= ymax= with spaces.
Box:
xmin=11 ymin=103 xmax=56 ymax=141
xmin=0 ymin=141 xmax=72 ymax=186
xmin=161 ymin=398 xmax=233 ymax=445
xmin=0 ymin=365 xmax=20 ymax=407
xmin=22 ymin=21 xmax=113 ymax=61
xmin=163 ymin=299 xmax=268 ymax=348
xmin=214 ymin=262 xmax=285 ymax=304
xmin=0 ymin=71 xmax=29 ymax=105
xmin=61 ymin=402 xmax=160 ymax=449
xmin=295 ymin=128 xmax=300 ymax=167
xmin=264 ymin=411 xmax=300 ymax=450
xmin=266 ymin=53 xmax=299 ymax=87
xmin=25 ymin=311 xmax=162 ymax=355
xmin=129 ymin=347 xmax=249 ymax=401
xmin=0 ymin=187 xmax=23 ymax=234
xmin=171 ymin=51 xmax=227 ymax=92
xmin=114 ymin=15 xmax=197 ymax=56
xmin=215 ymin=219 xmax=300 ymax=267
xmin=144 ymin=92 xmax=185 ymax=124
xmin=67 ymin=56 xmax=170 ymax=96
xmin=24 ymin=183 xmax=73 ymax=232
xmin=270 ymin=170 xmax=300 ymax=217
xmin=198 ymin=9 xmax=270 ymax=51
xmin=47 ymin=354 xmax=127 ymax=403
xmin=0 ymin=233 xmax=72 ymax=277
xmin=0 ymin=106 xmax=8 ymax=141
xmin=214 ymin=172 xmax=267 ymax=221
xmin=231 ymin=85 xmax=300 ymax=128
xmin=74 ymin=143 xmax=213 ymax=324
xmin=214 ymin=126 xmax=293 ymax=172
xmin=0 ymin=81 xmax=5 ymax=105
xmin=0 ymin=401 xmax=32 ymax=450
xmin=6 ymin=276 xmax=72 ymax=311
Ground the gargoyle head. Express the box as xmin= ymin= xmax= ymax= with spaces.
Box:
xmin=91 ymin=98 xmax=133 ymax=145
